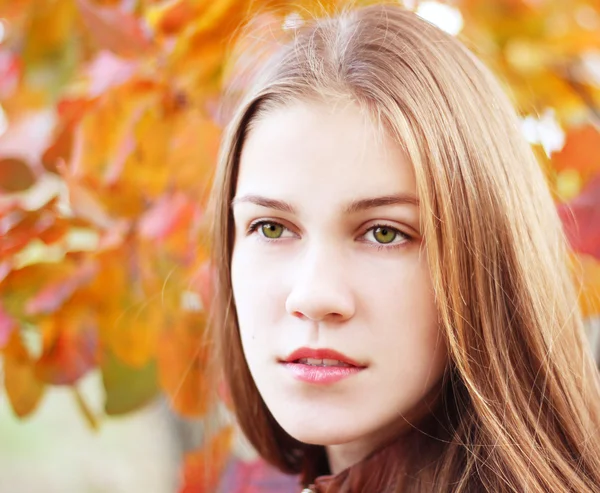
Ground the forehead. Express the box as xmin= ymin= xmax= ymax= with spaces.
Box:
xmin=235 ymin=99 xmax=416 ymax=209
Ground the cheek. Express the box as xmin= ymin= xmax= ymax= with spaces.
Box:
xmin=230 ymin=247 xmax=283 ymax=359
xmin=363 ymin=258 xmax=446 ymax=378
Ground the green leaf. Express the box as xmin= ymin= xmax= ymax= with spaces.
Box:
xmin=101 ymin=350 xmax=159 ymax=415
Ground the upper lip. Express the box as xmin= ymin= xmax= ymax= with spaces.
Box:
xmin=281 ymin=347 xmax=365 ymax=367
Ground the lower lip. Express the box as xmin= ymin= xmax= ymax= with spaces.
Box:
xmin=281 ymin=362 xmax=364 ymax=384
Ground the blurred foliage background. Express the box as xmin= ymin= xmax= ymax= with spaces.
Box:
xmin=0 ymin=0 xmax=599 ymax=492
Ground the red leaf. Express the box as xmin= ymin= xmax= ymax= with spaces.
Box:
xmin=0 ymin=157 xmax=36 ymax=192
xmin=558 ymin=174 xmax=600 ymax=260
xmin=76 ymin=0 xmax=154 ymax=59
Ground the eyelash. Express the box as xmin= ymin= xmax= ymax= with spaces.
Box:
xmin=246 ymin=220 xmax=412 ymax=251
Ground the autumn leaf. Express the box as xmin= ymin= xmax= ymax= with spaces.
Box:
xmin=569 ymin=253 xmax=600 ymax=318
xmin=146 ymin=0 xmax=200 ymax=36
xmin=101 ymin=350 xmax=159 ymax=415
xmin=41 ymin=98 xmax=96 ymax=174
xmin=0 ymin=262 xmax=82 ymax=323
xmin=25 ymin=260 xmax=99 ymax=316
xmin=0 ymin=49 xmax=21 ymax=100
xmin=180 ymin=425 xmax=234 ymax=493
xmin=21 ymin=0 xmax=78 ymax=67
xmin=552 ymin=124 xmax=600 ymax=182
xmin=157 ymin=312 xmax=211 ymax=417
xmin=58 ymin=161 xmax=116 ymax=229
xmin=167 ymin=112 xmax=220 ymax=200
xmin=0 ymin=198 xmax=70 ymax=257
xmin=0 ymin=302 xmax=16 ymax=348
xmin=138 ymin=191 xmax=196 ymax=241
xmin=76 ymin=0 xmax=154 ymax=59
xmin=34 ymin=298 xmax=99 ymax=385
xmin=84 ymin=50 xmax=139 ymax=97
xmin=2 ymin=330 xmax=46 ymax=417
xmin=558 ymin=174 xmax=600 ymax=261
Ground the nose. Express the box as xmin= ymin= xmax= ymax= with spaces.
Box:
xmin=285 ymin=244 xmax=355 ymax=323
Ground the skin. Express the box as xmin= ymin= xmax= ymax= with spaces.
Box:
xmin=230 ymin=98 xmax=448 ymax=474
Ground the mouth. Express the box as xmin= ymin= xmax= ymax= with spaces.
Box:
xmin=279 ymin=347 xmax=367 ymax=385
xmin=280 ymin=347 xmax=366 ymax=368
xmin=292 ymin=358 xmax=355 ymax=367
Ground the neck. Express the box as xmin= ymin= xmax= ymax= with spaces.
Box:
xmin=324 ymin=419 xmax=415 ymax=474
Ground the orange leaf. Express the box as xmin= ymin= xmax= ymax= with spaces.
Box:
xmin=76 ymin=0 xmax=154 ymax=59
xmin=0 ymin=157 xmax=36 ymax=192
xmin=157 ymin=312 xmax=211 ymax=417
xmin=92 ymin=247 xmax=163 ymax=368
xmin=571 ymin=253 xmax=600 ymax=318
xmin=35 ymin=299 xmax=99 ymax=385
xmin=147 ymin=0 xmax=199 ymax=36
xmin=0 ymin=262 xmax=71 ymax=318
xmin=180 ymin=426 xmax=234 ymax=493
xmin=25 ymin=260 xmax=99 ymax=316
xmin=42 ymin=98 xmax=96 ymax=173
xmin=2 ymin=330 xmax=46 ymax=417
xmin=42 ymin=125 xmax=75 ymax=174
xmin=552 ymin=124 xmax=600 ymax=178
xmin=101 ymin=299 xmax=162 ymax=368
xmin=0 ymin=198 xmax=69 ymax=257
xmin=167 ymin=114 xmax=220 ymax=201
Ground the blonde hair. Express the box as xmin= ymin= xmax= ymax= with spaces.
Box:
xmin=206 ymin=3 xmax=600 ymax=491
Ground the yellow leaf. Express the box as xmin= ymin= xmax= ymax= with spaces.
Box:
xmin=22 ymin=0 xmax=77 ymax=66
xmin=3 ymin=330 xmax=46 ymax=417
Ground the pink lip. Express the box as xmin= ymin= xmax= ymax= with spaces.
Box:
xmin=281 ymin=362 xmax=364 ymax=384
xmin=279 ymin=347 xmax=366 ymax=385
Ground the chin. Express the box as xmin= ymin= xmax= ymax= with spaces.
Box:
xmin=276 ymin=413 xmax=366 ymax=446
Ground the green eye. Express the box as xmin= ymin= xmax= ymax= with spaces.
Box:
xmin=373 ymin=226 xmax=397 ymax=244
xmin=261 ymin=222 xmax=284 ymax=239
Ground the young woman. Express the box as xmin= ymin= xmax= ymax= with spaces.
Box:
xmin=206 ymin=3 xmax=600 ymax=491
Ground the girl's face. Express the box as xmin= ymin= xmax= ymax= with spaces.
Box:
xmin=230 ymin=99 xmax=447 ymax=467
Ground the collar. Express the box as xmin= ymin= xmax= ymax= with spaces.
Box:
xmin=299 ymin=435 xmax=408 ymax=493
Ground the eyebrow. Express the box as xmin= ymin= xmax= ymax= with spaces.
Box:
xmin=230 ymin=193 xmax=419 ymax=214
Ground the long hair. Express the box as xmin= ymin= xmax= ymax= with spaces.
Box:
xmin=205 ymin=3 xmax=600 ymax=491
